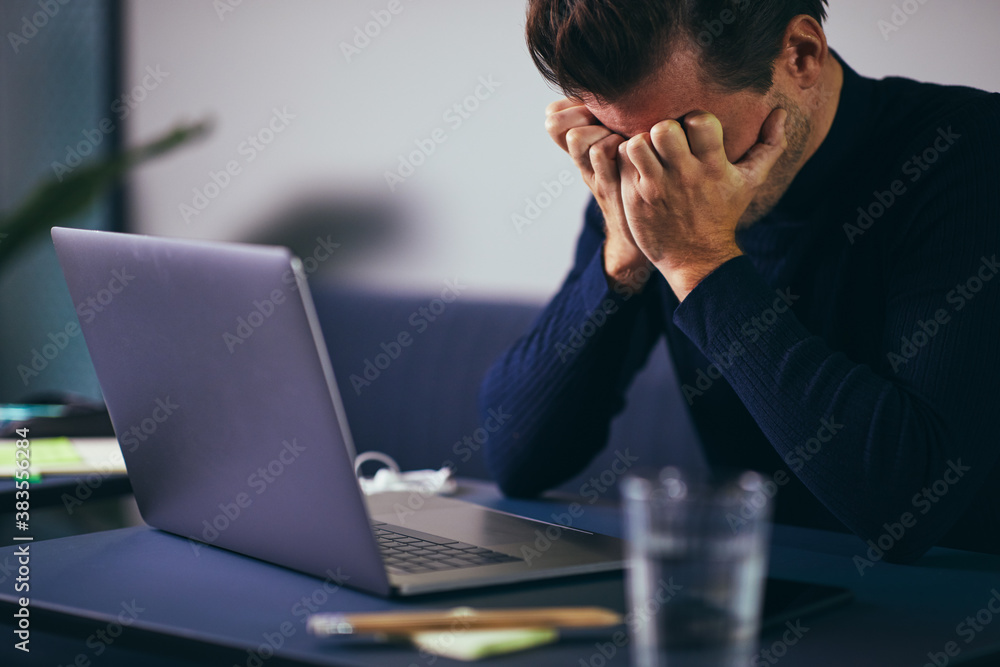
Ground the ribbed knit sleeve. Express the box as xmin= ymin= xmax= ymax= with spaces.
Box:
xmin=673 ymin=97 xmax=1000 ymax=562
xmin=478 ymin=198 xmax=664 ymax=497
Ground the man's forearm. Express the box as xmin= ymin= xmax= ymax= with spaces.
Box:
xmin=480 ymin=244 xmax=660 ymax=497
xmin=673 ymin=256 xmax=1000 ymax=562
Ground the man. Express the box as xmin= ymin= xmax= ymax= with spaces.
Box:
xmin=479 ymin=0 xmax=1000 ymax=562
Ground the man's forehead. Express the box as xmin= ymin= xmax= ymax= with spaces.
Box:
xmin=583 ymin=87 xmax=708 ymax=139
xmin=584 ymin=99 xmax=690 ymax=139
xmin=580 ymin=46 xmax=712 ymax=138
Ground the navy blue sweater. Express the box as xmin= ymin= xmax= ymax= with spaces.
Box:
xmin=479 ymin=56 xmax=1000 ymax=562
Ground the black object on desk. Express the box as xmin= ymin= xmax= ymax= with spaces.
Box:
xmin=0 ymin=402 xmax=115 ymax=439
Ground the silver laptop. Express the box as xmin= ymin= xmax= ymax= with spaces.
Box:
xmin=52 ymin=226 xmax=622 ymax=596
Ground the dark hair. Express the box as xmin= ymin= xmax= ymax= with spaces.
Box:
xmin=525 ymin=0 xmax=828 ymax=100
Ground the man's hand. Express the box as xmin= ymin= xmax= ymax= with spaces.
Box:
xmin=545 ymin=99 xmax=650 ymax=288
xmin=618 ymin=108 xmax=788 ymax=301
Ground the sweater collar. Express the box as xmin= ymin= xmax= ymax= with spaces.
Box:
xmin=770 ymin=50 xmax=874 ymax=217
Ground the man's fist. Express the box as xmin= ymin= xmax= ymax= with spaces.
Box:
xmin=545 ymin=99 xmax=649 ymax=286
xmin=617 ymin=107 xmax=788 ymax=300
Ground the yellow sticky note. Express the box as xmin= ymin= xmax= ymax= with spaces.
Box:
xmin=0 ymin=437 xmax=82 ymax=468
xmin=410 ymin=628 xmax=559 ymax=662
xmin=0 ymin=437 xmax=127 ymax=477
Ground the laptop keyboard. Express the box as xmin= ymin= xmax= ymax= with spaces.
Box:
xmin=372 ymin=522 xmax=521 ymax=575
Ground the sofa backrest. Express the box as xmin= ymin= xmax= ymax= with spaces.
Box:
xmin=311 ymin=286 xmax=705 ymax=500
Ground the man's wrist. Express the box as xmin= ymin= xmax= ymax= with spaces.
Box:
xmin=657 ymin=249 xmax=743 ymax=302
xmin=603 ymin=239 xmax=652 ymax=296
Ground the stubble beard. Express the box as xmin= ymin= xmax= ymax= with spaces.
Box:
xmin=738 ymin=90 xmax=812 ymax=227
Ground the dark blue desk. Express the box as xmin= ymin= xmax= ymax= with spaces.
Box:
xmin=2 ymin=481 xmax=999 ymax=666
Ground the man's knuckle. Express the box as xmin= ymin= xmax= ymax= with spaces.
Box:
xmin=686 ymin=112 xmax=716 ymax=128
xmin=653 ymin=120 xmax=679 ymax=137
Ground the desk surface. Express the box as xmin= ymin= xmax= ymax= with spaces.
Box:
xmin=2 ymin=481 xmax=1000 ymax=666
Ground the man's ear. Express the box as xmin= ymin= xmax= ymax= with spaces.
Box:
xmin=774 ymin=15 xmax=828 ymax=91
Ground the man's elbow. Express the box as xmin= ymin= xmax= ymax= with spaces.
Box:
xmin=494 ymin=473 xmax=545 ymax=499
xmin=878 ymin=543 xmax=930 ymax=565
xmin=851 ymin=522 xmax=939 ymax=568
xmin=485 ymin=448 xmax=546 ymax=499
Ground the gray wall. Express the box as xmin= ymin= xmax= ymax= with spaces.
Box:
xmin=123 ymin=0 xmax=1000 ymax=301
xmin=3 ymin=1 xmax=998 ymax=403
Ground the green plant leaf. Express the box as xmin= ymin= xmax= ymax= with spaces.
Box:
xmin=0 ymin=119 xmax=211 ymax=267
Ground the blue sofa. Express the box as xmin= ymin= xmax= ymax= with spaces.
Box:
xmin=311 ymin=284 xmax=708 ymax=498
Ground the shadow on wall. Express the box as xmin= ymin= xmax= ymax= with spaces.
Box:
xmin=243 ymin=197 xmax=405 ymax=279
